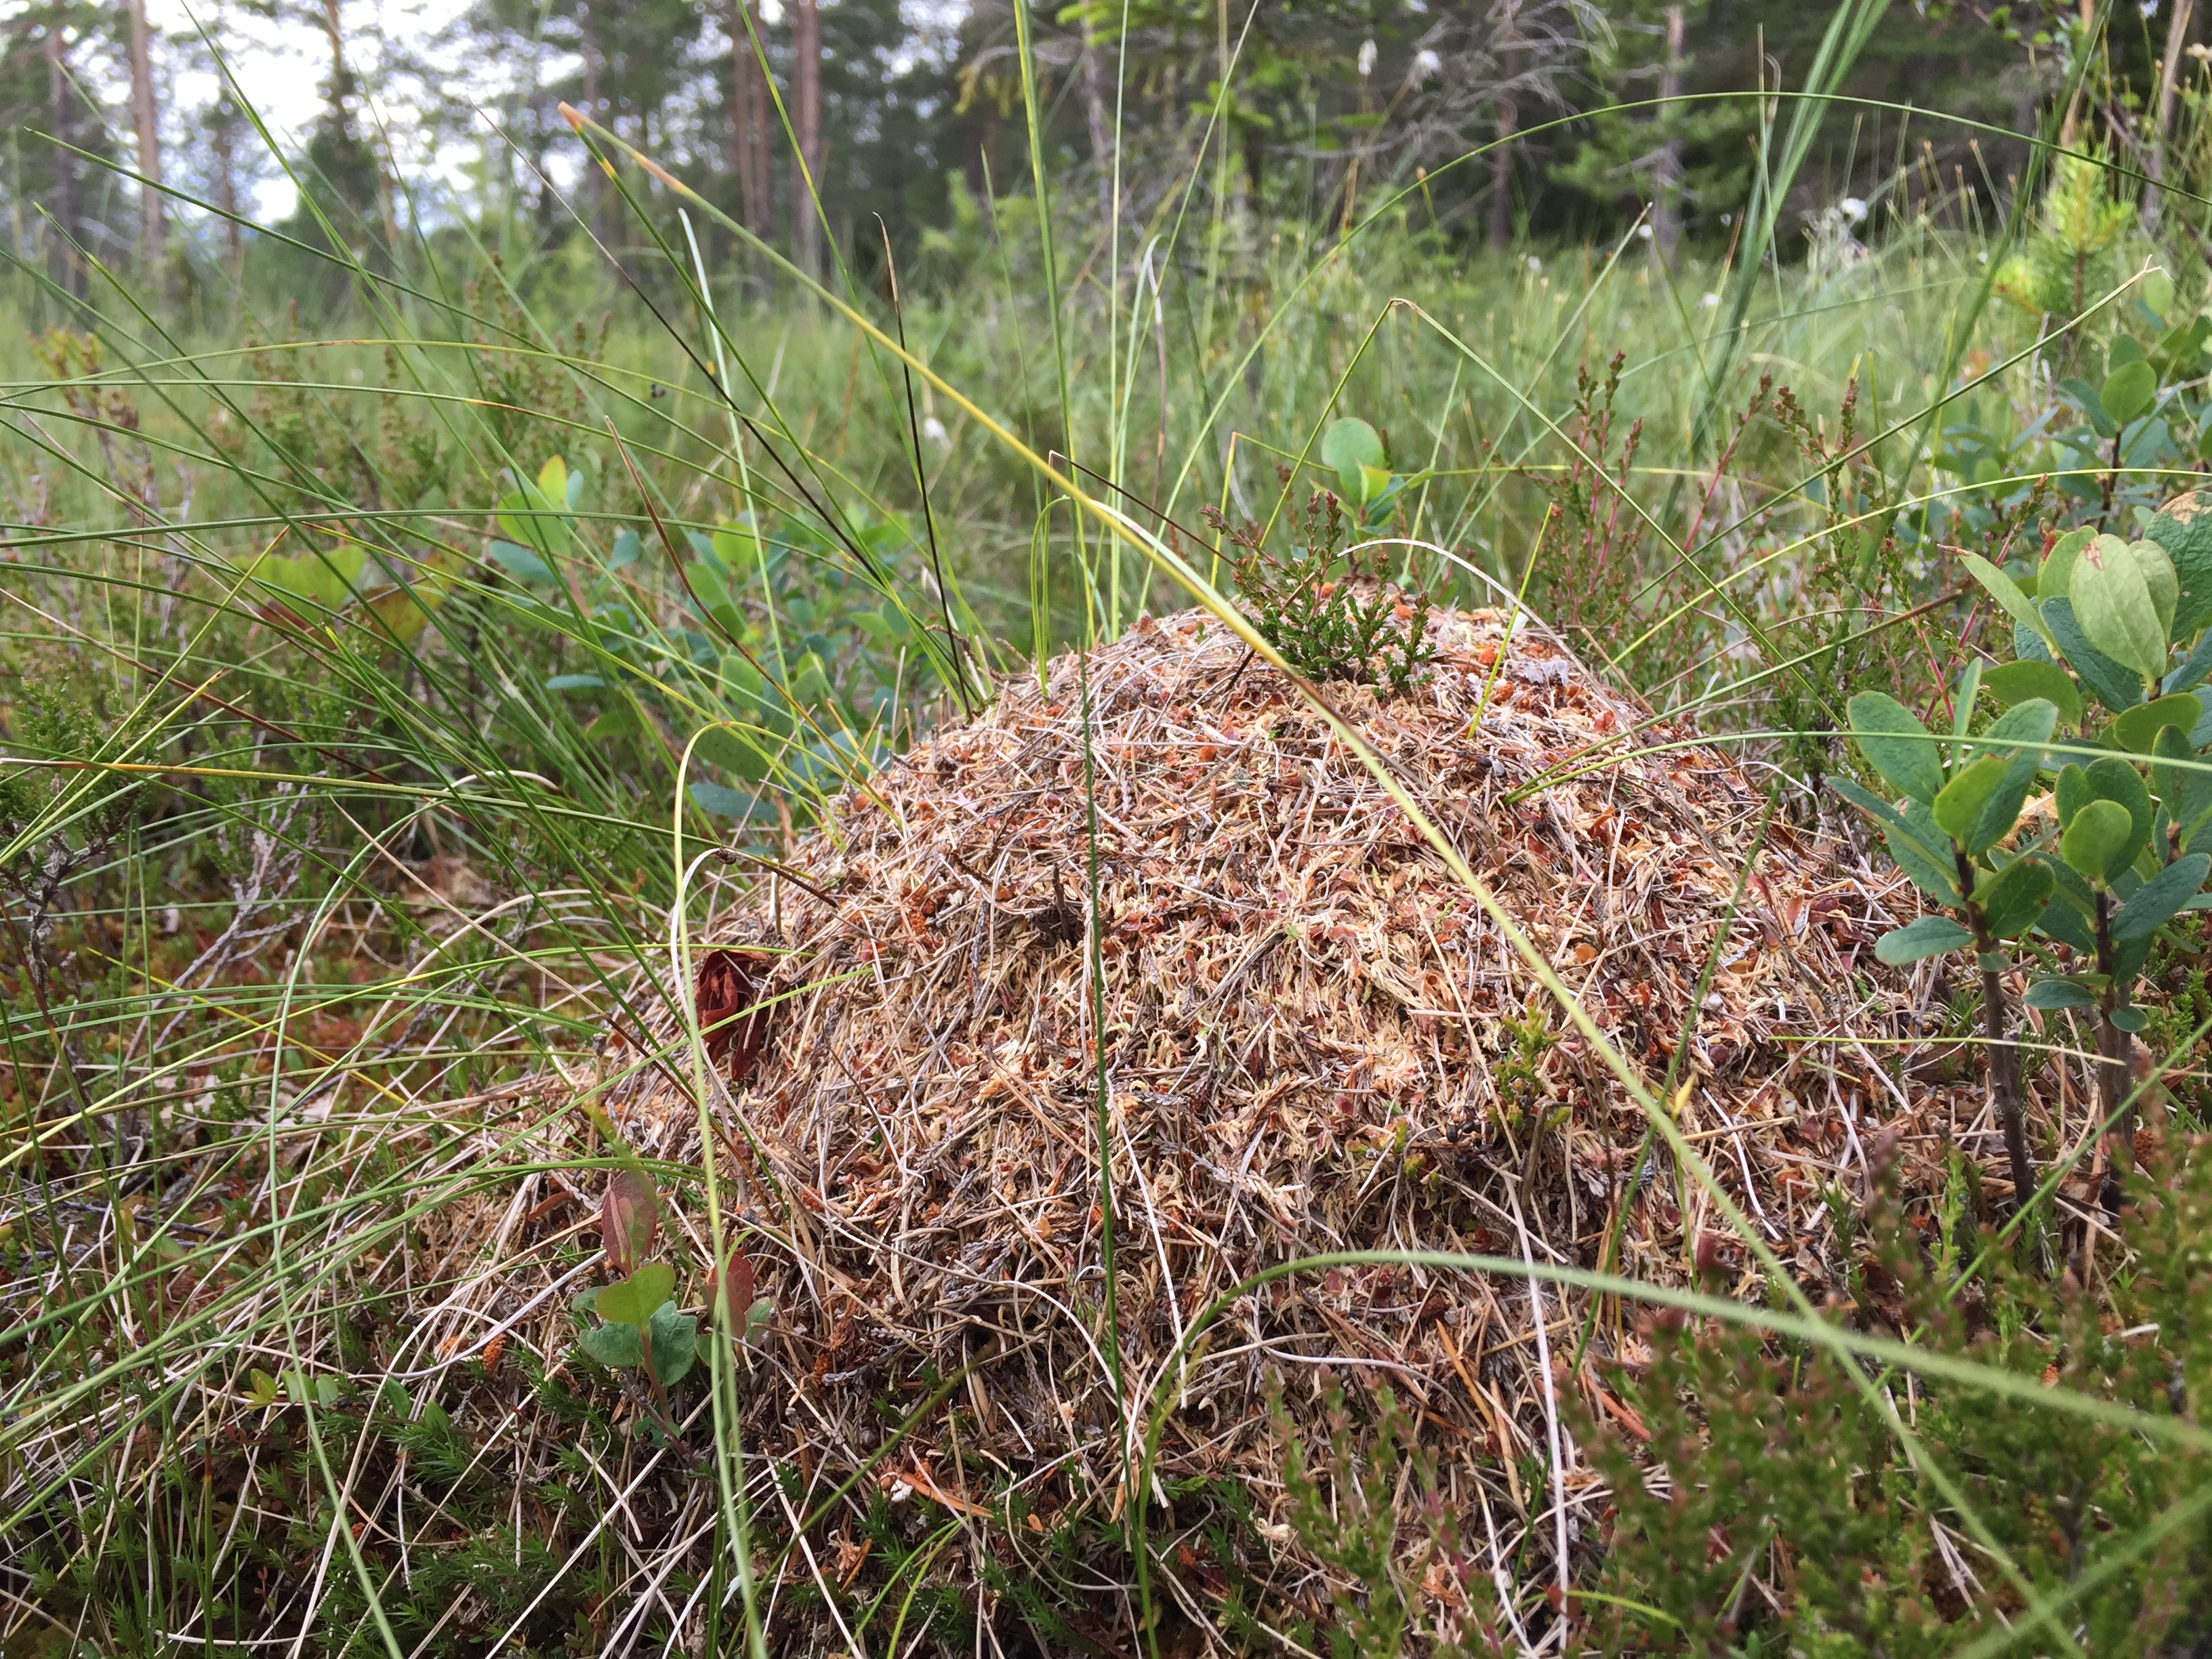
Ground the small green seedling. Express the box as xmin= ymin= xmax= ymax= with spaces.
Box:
xmin=575 ymin=1261 xmax=698 ymax=1387
xmin=1319 ymin=417 xmax=1406 ymax=524
xmin=1832 ymin=670 xmax=2056 ymax=1217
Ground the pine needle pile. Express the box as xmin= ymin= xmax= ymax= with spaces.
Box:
xmin=3 ymin=605 xmax=2034 ymax=1652
xmin=585 ymin=605 xmax=1977 ymax=1647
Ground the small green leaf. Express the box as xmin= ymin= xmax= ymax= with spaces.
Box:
xmin=1933 ymin=755 xmax=2011 ymax=844
xmin=2110 ymin=1005 xmax=2149 ymax=1032
xmin=1981 ymin=659 xmax=2082 ymax=729
xmin=1888 ymin=801 xmax=1965 ymax=901
xmin=646 ymin=1303 xmax=699 ymax=1386
xmin=487 ymin=541 xmax=559 ymax=586
xmin=2135 ymin=538 xmax=2181 ymax=636
xmin=581 ymin=1321 xmax=644 ymax=1369
xmin=2072 ymin=533 xmax=2169 ymax=684
xmin=2101 ymin=358 xmax=2158 ymax=425
xmin=2153 ymin=726 xmax=2212 ymax=848
xmin=2112 ymin=693 xmax=2203 ymax=753
xmin=2112 ymin=851 xmax=2212 ymax=941
xmin=248 ymin=1368 xmax=279 ymax=1408
xmin=595 ymin=1262 xmax=677 ymax=1328
xmin=2083 ymin=757 xmax=2155 ymax=875
xmin=2063 ymin=376 xmax=2117 ymax=438
xmin=1963 ymin=554 xmax=2057 ymax=652
xmin=2024 ymin=978 xmax=2095 ymax=1010
xmin=1977 ymin=857 xmax=2055 ymax=939
xmin=2042 ymin=596 xmax=2144 ymax=712
xmin=1848 ymin=691 xmax=1945 ymax=806
xmin=2061 ymin=799 xmax=2135 ymax=884
xmin=1953 ymin=700 xmax=2056 ymax=853
xmin=1875 ymin=916 xmax=1975 ymax=964
xmin=610 ymin=528 xmax=642 ymax=569
xmin=1827 ymin=773 xmax=1908 ymax=831
xmin=2041 ymin=527 xmax=2095 ymax=601
xmin=1321 ymin=416 xmax=1386 ymax=477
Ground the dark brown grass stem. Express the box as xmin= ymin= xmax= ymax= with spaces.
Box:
xmin=1957 ymin=848 xmax=2039 ymax=1228
xmin=2093 ymin=889 xmax=2133 ymax=1214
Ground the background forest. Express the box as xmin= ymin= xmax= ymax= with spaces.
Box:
xmin=0 ymin=0 xmax=2107 ymax=304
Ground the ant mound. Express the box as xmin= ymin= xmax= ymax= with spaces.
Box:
xmin=584 ymin=605 xmax=1955 ymax=1647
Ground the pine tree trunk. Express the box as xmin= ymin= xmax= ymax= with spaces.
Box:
xmin=792 ymin=0 xmax=823 ymax=280
xmin=1652 ymin=4 xmax=1684 ymax=259
xmin=127 ymin=0 xmax=164 ymax=273
xmin=213 ymin=94 xmax=243 ymax=276
xmin=1081 ymin=22 xmax=1113 ymax=223
xmin=579 ymin=0 xmax=604 ymax=240
xmin=1488 ymin=1 xmax=1519 ymax=254
xmin=45 ymin=17 xmax=80 ymax=298
xmin=2149 ymin=0 xmax=2199 ymax=229
xmin=729 ymin=0 xmax=773 ymax=244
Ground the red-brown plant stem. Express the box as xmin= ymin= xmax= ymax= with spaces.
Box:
xmin=1957 ymin=848 xmax=2039 ymax=1218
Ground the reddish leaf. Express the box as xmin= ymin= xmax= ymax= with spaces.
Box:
xmin=600 ymin=1168 xmax=659 ymax=1276
xmin=694 ymin=948 xmax=773 ymax=1082
xmin=705 ymin=1244 xmax=756 ymax=1328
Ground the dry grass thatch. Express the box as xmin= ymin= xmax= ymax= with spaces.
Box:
xmin=571 ymin=603 xmax=1988 ymax=1649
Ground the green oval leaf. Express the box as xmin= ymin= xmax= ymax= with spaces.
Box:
xmin=2101 ymin=358 xmax=2158 ymax=425
xmin=1963 ymin=554 xmax=2057 ymax=653
xmin=1977 ymin=857 xmax=2055 ymax=939
xmin=1874 ymin=916 xmax=1975 ymax=964
xmin=1981 ymin=659 xmax=2083 ymax=729
xmin=1848 ymin=691 xmax=1944 ymax=806
xmin=2061 ymin=798 xmax=2135 ymax=884
xmin=2072 ymin=534 xmax=2169 ymax=684
xmin=1321 ymin=416 xmax=1386 ymax=476
xmin=595 ymin=1262 xmax=677 ymax=1328
xmin=2083 ymin=756 xmax=2155 ymax=876
xmin=2023 ymin=978 xmax=2095 ymax=1010
xmin=581 ymin=1320 xmax=644 ymax=1369
xmin=2135 ymin=538 xmax=2180 ymax=636
xmin=2112 ymin=693 xmax=2203 ymax=753
xmin=2145 ymin=491 xmax=2212 ymax=637
xmin=2112 ymin=851 xmax=2212 ymax=941
xmin=646 ymin=1303 xmax=699 ymax=1386
xmin=1933 ymin=754 xmax=2011 ymax=845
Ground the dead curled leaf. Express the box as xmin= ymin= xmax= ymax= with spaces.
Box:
xmin=693 ymin=947 xmax=773 ymax=1082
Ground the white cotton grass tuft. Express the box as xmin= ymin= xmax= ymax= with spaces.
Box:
xmin=1841 ymin=196 xmax=1868 ymax=224
xmin=921 ymin=415 xmax=950 ymax=451
xmin=1525 ymin=253 xmax=1542 ymax=274
xmin=1699 ymin=291 xmax=1721 ymax=308
xmin=1357 ymin=38 xmax=1377 ymax=77
xmin=1635 ymin=221 xmax=1654 ymax=241
xmin=1407 ymin=47 xmax=1441 ymax=85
